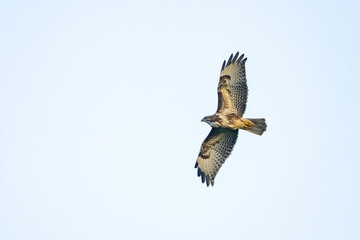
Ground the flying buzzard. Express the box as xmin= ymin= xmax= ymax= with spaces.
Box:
xmin=195 ymin=52 xmax=267 ymax=186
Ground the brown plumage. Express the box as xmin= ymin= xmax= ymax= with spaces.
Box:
xmin=195 ymin=52 xmax=267 ymax=186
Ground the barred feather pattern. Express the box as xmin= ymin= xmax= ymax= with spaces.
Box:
xmin=217 ymin=52 xmax=248 ymax=117
xmin=195 ymin=128 xmax=238 ymax=186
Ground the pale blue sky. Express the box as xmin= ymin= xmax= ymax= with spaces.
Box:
xmin=1 ymin=0 xmax=360 ymax=239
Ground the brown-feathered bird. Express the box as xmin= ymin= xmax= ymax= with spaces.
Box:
xmin=195 ymin=52 xmax=267 ymax=186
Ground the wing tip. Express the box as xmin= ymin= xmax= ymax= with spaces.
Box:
xmin=226 ymin=53 xmax=234 ymax=67
xmin=195 ymin=163 xmax=215 ymax=187
xmin=232 ymin=52 xmax=239 ymax=63
xmin=201 ymin=172 xmax=205 ymax=183
xmin=236 ymin=53 xmax=245 ymax=63
xmin=206 ymin=176 xmax=215 ymax=187
xmin=222 ymin=51 xmax=247 ymax=71
xmin=205 ymin=176 xmax=210 ymax=186
xmin=221 ymin=60 xmax=226 ymax=71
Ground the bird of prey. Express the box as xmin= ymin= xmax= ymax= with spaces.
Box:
xmin=195 ymin=52 xmax=267 ymax=186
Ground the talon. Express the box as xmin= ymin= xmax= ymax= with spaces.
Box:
xmin=244 ymin=120 xmax=253 ymax=127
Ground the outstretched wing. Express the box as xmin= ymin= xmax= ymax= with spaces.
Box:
xmin=217 ymin=52 xmax=248 ymax=116
xmin=195 ymin=128 xmax=238 ymax=186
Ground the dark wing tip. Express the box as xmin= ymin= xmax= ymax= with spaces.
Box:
xmin=194 ymin=162 xmax=198 ymax=168
xmin=196 ymin=165 xmax=214 ymax=187
xmin=205 ymin=176 xmax=210 ymax=187
xmin=232 ymin=52 xmax=239 ymax=63
xmin=236 ymin=54 xmax=245 ymax=63
xmin=221 ymin=60 xmax=226 ymax=71
xmin=222 ymin=52 xmax=246 ymax=71
xmin=201 ymin=172 xmax=206 ymax=183
xmin=226 ymin=53 xmax=234 ymax=67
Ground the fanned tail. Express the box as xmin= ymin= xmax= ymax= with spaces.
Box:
xmin=246 ymin=118 xmax=267 ymax=135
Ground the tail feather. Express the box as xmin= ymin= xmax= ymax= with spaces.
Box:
xmin=246 ymin=118 xmax=267 ymax=135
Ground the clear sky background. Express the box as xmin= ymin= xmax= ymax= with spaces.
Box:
xmin=1 ymin=0 xmax=360 ymax=239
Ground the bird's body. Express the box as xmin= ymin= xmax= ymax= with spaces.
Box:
xmin=202 ymin=113 xmax=254 ymax=130
xmin=195 ymin=52 xmax=267 ymax=186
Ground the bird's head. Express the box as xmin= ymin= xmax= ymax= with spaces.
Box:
xmin=201 ymin=116 xmax=211 ymax=123
xmin=201 ymin=115 xmax=221 ymax=128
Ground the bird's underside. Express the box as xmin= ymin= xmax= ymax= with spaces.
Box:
xmin=195 ymin=52 xmax=267 ymax=187
xmin=201 ymin=113 xmax=255 ymax=130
